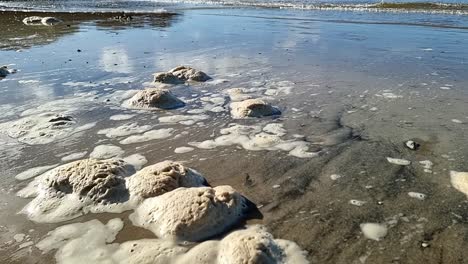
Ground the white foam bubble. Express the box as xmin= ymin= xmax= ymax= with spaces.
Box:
xmin=174 ymin=147 xmax=194 ymax=154
xmin=61 ymin=151 xmax=88 ymax=162
xmin=386 ymin=157 xmax=411 ymax=166
xmin=263 ymin=123 xmax=286 ymax=137
xmin=189 ymin=123 xmax=318 ymax=158
xmin=330 ymin=174 xmax=342 ymax=181
xmin=89 ymin=144 xmax=124 ymax=159
xmin=36 ymin=218 xmax=125 ymax=262
xmin=109 ymin=114 xmax=136 ymax=121
xmin=158 ymin=114 xmax=210 ymax=125
xmin=206 ymin=79 xmax=229 ymax=85
xmin=119 ymin=128 xmax=174 ymax=144
xmin=97 ymin=123 xmax=152 ymax=138
xmin=123 ymin=154 xmax=148 ymax=170
xmin=0 ymin=112 xmax=81 ymax=145
xmin=37 ymin=219 xmax=305 ymax=264
xmin=376 ymin=92 xmax=402 ymax=99
xmin=75 ymin=122 xmax=97 ymax=132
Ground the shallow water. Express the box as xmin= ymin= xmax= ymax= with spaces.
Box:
xmin=1 ymin=3 xmax=468 ymax=264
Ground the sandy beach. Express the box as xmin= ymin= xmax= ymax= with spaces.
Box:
xmin=1 ymin=2 xmax=468 ymax=263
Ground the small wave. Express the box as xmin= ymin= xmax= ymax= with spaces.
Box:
xmin=1 ymin=0 xmax=468 ymax=15
xmin=152 ymin=0 xmax=468 ymax=15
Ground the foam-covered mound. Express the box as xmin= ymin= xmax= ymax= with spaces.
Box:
xmin=217 ymin=225 xmax=308 ymax=264
xmin=45 ymin=159 xmax=132 ymax=202
xmin=124 ymin=88 xmax=185 ymax=109
xmin=169 ymin=66 xmax=211 ymax=82
xmin=176 ymin=225 xmax=309 ymax=264
xmin=127 ymin=160 xmax=208 ymax=198
xmin=17 ymin=158 xmax=135 ymax=223
xmin=130 ymin=186 xmax=248 ymax=241
xmin=153 ymin=72 xmax=183 ymax=84
xmin=230 ymin=99 xmax=281 ymax=119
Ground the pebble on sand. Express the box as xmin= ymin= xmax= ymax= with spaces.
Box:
xmin=450 ymin=171 xmax=468 ymax=197
xmin=405 ymin=140 xmax=420 ymax=150
xmin=408 ymin=192 xmax=427 ymax=200
xmin=360 ymin=223 xmax=388 ymax=241
xmin=0 ymin=65 xmax=16 ymax=78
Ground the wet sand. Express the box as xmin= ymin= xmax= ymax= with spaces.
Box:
xmin=1 ymin=7 xmax=468 ymax=264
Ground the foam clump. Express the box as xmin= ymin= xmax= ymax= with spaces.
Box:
xmin=230 ymin=99 xmax=281 ymax=119
xmin=124 ymin=88 xmax=185 ymax=109
xmin=216 ymin=225 xmax=308 ymax=264
xmin=130 ymin=186 xmax=249 ymax=241
xmin=18 ymin=159 xmax=135 ymax=223
xmin=127 ymin=160 xmax=207 ymax=198
xmin=153 ymin=66 xmax=211 ymax=84
xmin=450 ymin=171 xmax=468 ymax=197
xmin=189 ymin=123 xmax=318 ymax=158
xmin=119 ymin=128 xmax=174 ymax=144
xmin=37 ymin=218 xmax=187 ymax=264
xmin=38 ymin=219 xmax=310 ymax=264
xmin=0 ymin=112 xmax=80 ymax=145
